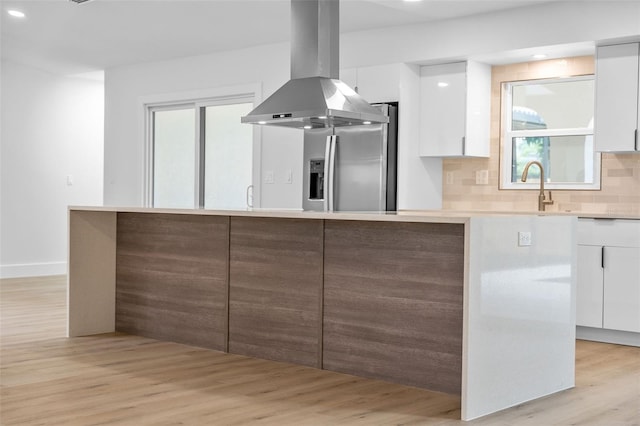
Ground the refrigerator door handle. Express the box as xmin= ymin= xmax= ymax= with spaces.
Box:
xmin=323 ymin=136 xmax=332 ymax=211
xmin=327 ymin=135 xmax=337 ymax=211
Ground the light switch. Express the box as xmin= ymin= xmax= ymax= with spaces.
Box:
xmin=66 ymin=175 xmax=74 ymax=186
xmin=285 ymin=169 xmax=292 ymax=184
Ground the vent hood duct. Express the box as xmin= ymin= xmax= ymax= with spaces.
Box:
xmin=241 ymin=0 xmax=388 ymax=129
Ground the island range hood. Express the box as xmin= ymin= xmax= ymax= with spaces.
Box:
xmin=241 ymin=0 xmax=388 ymax=129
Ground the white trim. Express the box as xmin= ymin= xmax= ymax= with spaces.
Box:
xmin=0 ymin=262 xmax=67 ymax=279
xmin=508 ymin=128 xmax=593 ymax=138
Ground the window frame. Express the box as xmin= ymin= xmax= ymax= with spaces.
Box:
xmin=500 ymin=75 xmax=601 ymax=191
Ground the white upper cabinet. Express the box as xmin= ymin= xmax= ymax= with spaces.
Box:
xmin=594 ymin=42 xmax=640 ymax=153
xmin=419 ymin=61 xmax=491 ymax=157
xmin=340 ymin=64 xmax=401 ymax=104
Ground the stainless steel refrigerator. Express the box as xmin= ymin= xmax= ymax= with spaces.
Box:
xmin=303 ymin=103 xmax=398 ymax=212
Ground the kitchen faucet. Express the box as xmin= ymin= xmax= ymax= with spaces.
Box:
xmin=521 ymin=160 xmax=554 ymax=212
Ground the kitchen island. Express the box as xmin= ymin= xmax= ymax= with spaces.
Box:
xmin=68 ymin=207 xmax=576 ymax=421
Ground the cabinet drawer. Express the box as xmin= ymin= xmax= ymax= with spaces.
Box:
xmin=577 ymin=219 xmax=640 ymax=247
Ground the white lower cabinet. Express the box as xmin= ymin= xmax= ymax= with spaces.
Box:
xmin=603 ymin=247 xmax=640 ymax=332
xmin=577 ymin=219 xmax=640 ymax=338
xmin=576 ymin=245 xmax=604 ymax=328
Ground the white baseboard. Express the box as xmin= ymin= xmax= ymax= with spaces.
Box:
xmin=577 ymin=326 xmax=640 ymax=347
xmin=0 ymin=262 xmax=67 ymax=279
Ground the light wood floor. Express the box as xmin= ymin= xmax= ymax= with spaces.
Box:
xmin=1 ymin=276 xmax=639 ymax=425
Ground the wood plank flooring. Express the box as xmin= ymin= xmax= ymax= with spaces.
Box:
xmin=1 ymin=276 xmax=639 ymax=425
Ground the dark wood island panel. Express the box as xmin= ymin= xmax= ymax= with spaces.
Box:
xmin=229 ymin=217 xmax=324 ymax=367
xmin=323 ymin=220 xmax=465 ymax=395
xmin=116 ymin=213 xmax=230 ymax=351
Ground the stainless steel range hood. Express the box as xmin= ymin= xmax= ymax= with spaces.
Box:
xmin=241 ymin=0 xmax=388 ymax=129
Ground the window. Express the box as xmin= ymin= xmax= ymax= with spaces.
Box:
xmin=149 ymin=96 xmax=254 ymax=209
xmin=501 ymin=76 xmax=600 ymax=190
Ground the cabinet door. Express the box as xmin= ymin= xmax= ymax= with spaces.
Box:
xmin=356 ymin=64 xmax=401 ymax=104
xmin=323 ymin=220 xmax=465 ymax=395
xmin=595 ymin=43 xmax=640 ymax=152
xmin=116 ymin=213 xmax=230 ymax=351
xmin=576 ymin=245 xmax=604 ymax=328
xmin=229 ymin=217 xmax=324 ymax=367
xmin=464 ymin=61 xmax=491 ymax=157
xmin=419 ymin=62 xmax=467 ymax=156
xmin=603 ymin=247 xmax=640 ymax=332
xmin=340 ymin=64 xmax=400 ymax=104
xmin=339 ymin=67 xmax=357 ymax=90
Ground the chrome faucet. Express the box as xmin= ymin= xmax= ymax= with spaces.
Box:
xmin=521 ymin=160 xmax=554 ymax=212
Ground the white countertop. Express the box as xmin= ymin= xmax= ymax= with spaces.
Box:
xmin=68 ymin=206 xmax=640 ymax=222
xmin=69 ymin=206 xmax=470 ymax=224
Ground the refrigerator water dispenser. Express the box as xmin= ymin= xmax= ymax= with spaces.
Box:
xmin=309 ymin=159 xmax=324 ymax=200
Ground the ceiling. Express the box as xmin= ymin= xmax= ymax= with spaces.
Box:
xmin=1 ymin=0 xmax=557 ymax=75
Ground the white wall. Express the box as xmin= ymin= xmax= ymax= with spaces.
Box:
xmin=103 ymin=1 xmax=639 ymax=211
xmin=0 ymin=60 xmax=104 ymax=278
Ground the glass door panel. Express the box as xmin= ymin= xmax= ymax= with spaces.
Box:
xmin=152 ymin=107 xmax=196 ymax=208
xmin=203 ymin=102 xmax=253 ymax=209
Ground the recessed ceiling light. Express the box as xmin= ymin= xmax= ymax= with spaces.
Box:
xmin=257 ymin=121 xmax=266 ymax=125
xmin=363 ymin=121 xmax=372 ymax=125
xmin=532 ymin=54 xmax=548 ymax=60
xmin=437 ymin=82 xmax=449 ymax=88
xmin=7 ymin=10 xmax=25 ymax=18
xmin=303 ymin=125 xmax=312 ymax=129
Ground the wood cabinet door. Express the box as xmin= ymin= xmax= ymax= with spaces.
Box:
xmin=116 ymin=213 xmax=230 ymax=350
xmin=323 ymin=220 xmax=465 ymax=395
xmin=229 ymin=217 xmax=324 ymax=367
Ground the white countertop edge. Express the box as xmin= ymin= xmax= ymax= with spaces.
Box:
xmin=67 ymin=206 xmax=639 ymax=222
xmin=68 ymin=206 xmax=471 ymax=224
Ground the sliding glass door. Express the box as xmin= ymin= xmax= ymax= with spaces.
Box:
xmin=152 ymin=106 xmax=196 ymax=208
xmin=203 ymin=102 xmax=254 ymax=209
xmin=150 ymin=97 xmax=253 ymax=209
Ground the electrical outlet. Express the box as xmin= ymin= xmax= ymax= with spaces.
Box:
xmin=446 ymin=172 xmax=454 ymax=185
xmin=265 ymin=170 xmax=274 ymax=184
xmin=476 ymin=169 xmax=489 ymax=185
xmin=518 ymin=231 xmax=532 ymax=247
